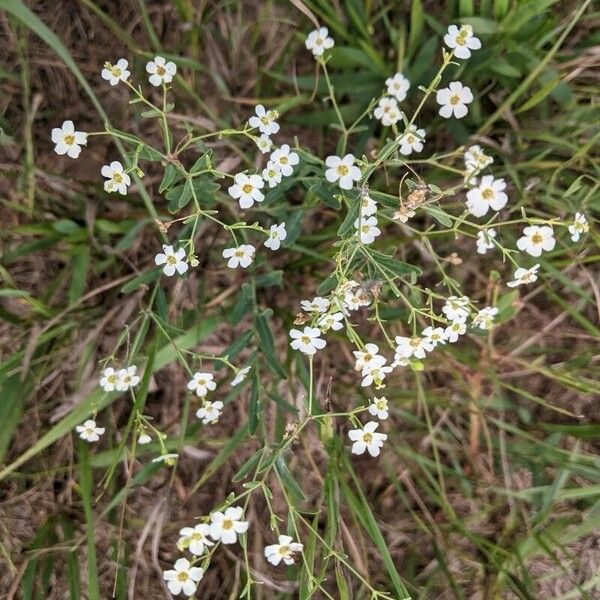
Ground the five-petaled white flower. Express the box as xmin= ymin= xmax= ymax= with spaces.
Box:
xmin=228 ymin=173 xmax=265 ymax=208
xmin=255 ymin=134 xmax=273 ymax=154
xmin=76 ymin=419 xmax=105 ymax=443
xmin=444 ymin=24 xmax=481 ymax=59
xmin=209 ymin=506 xmax=249 ymax=544
xmin=248 ymin=104 xmax=280 ymax=136
xmin=398 ymin=125 xmax=426 ymax=155
xmin=355 ymin=216 xmax=381 ymax=244
xmin=305 ymin=27 xmax=334 ymax=57
xmin=116 ymin=366 xmax=140 ymax=391
xmin=270 ymin=144 xmax=299 ymax=177
xmin=196 ymin=400 xmax=223 ymax=424
xmin=262 ymin=161 xmax=282 ymax=189
xmin=472 ymin=306 xmax=499 ymax=330
xmin=444 ymin=319 xmax=466 ymax=343
xmin=146 ymin=56 xmax=177 ymax=86
xmin=101 ymin=58 xmax=130 ymax=85
xmin=353 ymin=343 xmax=386 ymax=372
xmin=348 ymin=421 xmax=387 ymax=457
xmin=100 ymin=367 xmax=119 ymax=392
xmin=374 ymin=97 xmax=402 ymax=126
xmin=394 ymin=335 xmax=433 ymax=360
xmin=385 ymin=72 xmax=410 ymax=102
xmin=442 ymin=296 xmax=470 ymax=321
xmin=163 ymin=558 xmax=204 ymax=597
xmin=264 ymin=535 xmax=304 ymax=566
xmin=466 ymin=176 xmax=508 ymax=217
xmin=516 ymin=225 xmax=555 ymax=257
xmin=436 ymin=81 xmax=473 ymax=119
xmin=51 ymin=120 xmax=87 ymax=159
xmin=360 ymin=195 xmax=378 ymax=216
xmin=507 ymin=264 xmax=540 ymax=288
xmin=464 ymin=145 xmax=493 ymax=172
xmin=368 ymin=396 xmax=389 ymax=420
xmin=289 ymin=327 xmax=326 ymax=355
xmin=177 ymin=524 xmax=214 ymax=556
xmin=476 ymin=229 xmax=497 ymax=254
xmin=301 ymin=296 xmax=330 ymax=313
xmin=223 ymin=244 xmax=255 ymax=269
xmin=155 ymin=245 xmax=189 ymax=277
xmin=361 ymin=364 xmax=393 ymax=388
xmin=231 ymin=366 xmax=251 ymax=387
xmin=101 ymin=161 xmax=131 ymax=195
xmin=264 ymin=223 xmax=287 ymax=251
xmin=317 ymin=311 xmax=344 ymax=332
xmin=568 ymin=212 xmax=589 ymax=242
xmin=187 ymin=372 xmax=216 ymax=397
xmin=325 ymin=154 xmax=362 ymax=190
xmin=422 ymin=326 xmax=446 ymax=347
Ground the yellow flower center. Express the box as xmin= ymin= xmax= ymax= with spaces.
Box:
xmin=481 ymin=188 xmax=494 ymax=200
xmin=361 ymin=225 xmax=369 ymax=233
xmin=278 ymin=545 xmax=290 ymax=555
xmin=409 ymin=338 xmax=421 ymax=348
xmin=64 ymin=134 xmax=75 ymax=145
xmin=260 ymin=116 xmax=269 ymax=125
xmin=316 ymin=38 xmax=323 ymax=45
xmin=167 ymin=255 xmax=177 ymax=265
xmin=191 ymin=532 xmax=203 ymax=541
xmin=235 ymin=250 xmax=244 ymax=257
xmin=279 ymin=156 xmax=288 ymax=164
xmin=363 ymin=433 xmax=373 ymax=443
xmin=156 ymin=65 xmax=166 ymax=76
xmin=113 ymin=172 xmax=123 ymax=183
xmin=407 ymin=135 xmax=415 ymax=143
xmin=301 ymin=336 xmax=310 ymax=344
xmin=450 ymin=94 xmax=461 ymax=105
xmin=337 ymin=165 xmax=349 ymax=176
xmin=222 ymin=519 xmax=233 ymax=530
xmin=531 ymin=233 xmax=543 ymax=244
xmin=110 ymin=66 xmax=122 ymax=77
xmin=177 ymin=572 xmax=189 ymax=582
xmin=242 ymin=183 xmax=253 ymax=194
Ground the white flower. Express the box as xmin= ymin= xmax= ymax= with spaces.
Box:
xmin=476 ymin=229 xmax=497 ymax=254
xmin=444 ymin=319 xmax=466 ymax=343
xmin=385 ymin=72 xmax=410 ymax=102
xmin=228 ymin=173 xmax=265 ymax=208
xmin=270 ymin=144 xmax=299 ymax=177
xmin=163 ymin=558 xmax=203 ymax=597
xmin=101 ymin=58 xmax=130 ymax=85
xmin=305 ymin=27 xmax=334 ymax=57
xmin=422 ymin=326 xmax=446 ymax=347
xmin=138 ymin=433 xmax=152 ymax=445
xmin=464 ymin=145 xmax=493 ymax=172
xmin=209 ymin=506 xmax=249 ymax=544
xmin=466 ymin=176 xmax=508 ymax=217
xmin=472 ymin=306 xmax=499 ymax=330
xmin=368 ymin=396 xmax=389 ymax=420
xmin=361 ymin=364 xmax=393 ymax=388
xmin=301 ymin=296 xmax=330 ymax=313
xmin=325 ymin=154 xmax=362 ymax=190
xmin=289 ymin=327 xmax=326 ymax=355
xmin=516 ymin=225 xmax=556 ymax=257
xmin=507 ymin=264 xmax=540 ymax=288
xmin=397 ymin=125 xmax=426 ymax=155
xmin=255 ymin=134 xmax=272 ymax=154
xmin=444 ymin=24 xmax=481 ymax=59
xmin=100 ymin=367 xmax=119 ymax=392
xmin=348 ymin=421 xmax=387 ymax=457
xmin=442 ymin=296 xmax=470 ymax=321
xmin=373 ymin=97 xmax=402 ymax=126
xmin=353 ymin=344 xmax=386 ymax=372
xmin=264 ymin=223 xmax=287 ymax=251
xmin=360 ymin=195 xmax=378 ymax=216
xmin=101 ymin=160 xmax=131 ymax=195
xmin=436 ymin=81 xmax=473 ymax=119
xmin=76 ymin=419 xmax=105 ymax=443
xmin=116 ymin=366 xmax=140 ymax=391
xmin=394 ymin=335 xmax=433 ymax=360
xmin=231 ymin=366 xmax=251 ymax=387
xmin=248 ymin=104 xmax=280 ymax=136
xmin=187 ymin=372 xmax=216 ymax=397
xmin=264 ymin=535 xmax=303 ymax=566
xmin=262 ymin=161 xmax=282 ymax=189
xmin=51 ymin=120 xmax=87 ymax=159
xmin=355 ymin=216 xmax=381 ymax=244
xmin=196 ymin=400 xmax=223 ymax=425
xmin=155 ymin=245 xmax=188 ymax=277
xmin=223 ymin=244 xmax=255 ymax=269
xmin=178 ymin=524 xmax=214 ymax=556
xmin=568 ymin=212 xmax=589 ymax=242
xmin=146 ymin=56 xmax=176 ymax=86
xmin=317 ymin=311 xmax=344 ymax=332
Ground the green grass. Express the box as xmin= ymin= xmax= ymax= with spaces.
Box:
xmin=1 ymin=0 xmax=599 ymax=598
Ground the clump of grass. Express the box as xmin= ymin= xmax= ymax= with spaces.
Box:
xmin=0 ymin=1 xmax=599 ymax=599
